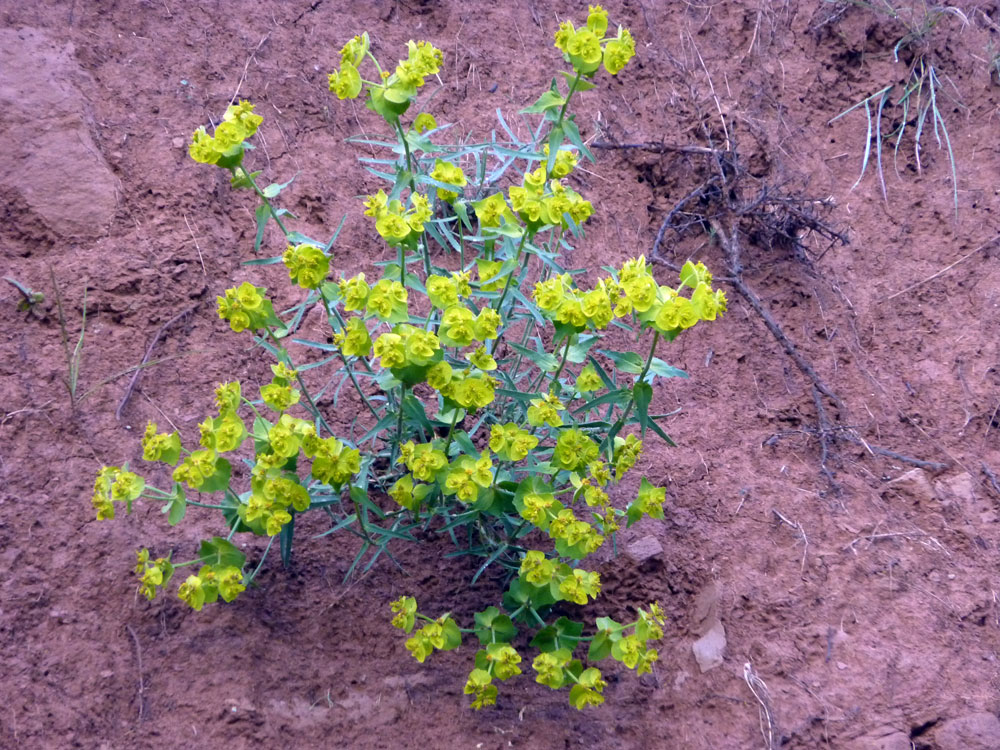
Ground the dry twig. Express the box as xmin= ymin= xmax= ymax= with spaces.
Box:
xmin=116 ymin=303 xmax=199 ymax=421
xmin=125 ymin=624 xmax=147 ymax=720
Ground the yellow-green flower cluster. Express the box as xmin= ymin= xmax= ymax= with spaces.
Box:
xmin=575 ymin=364 xmax=603 ymax=394
xmin=373 ymin=324 xmax=440 ymax=370
xmin=367 ymin=277 xmax=409 ymax=322
xmin=92 ymin=466 xmax=145 ymax=520
xmin=439 ymin=370 xmax=498 ymax=410
xmin=426 ymin=271 xmax=471 ymax=310
xmin=430 ymin=159 xmax=467 ymax=202
xmin=217 ymin=281 xmax=273 ymax=333
xmin=398 ymin=441 xmax=448 ymax=482
xmin=261 ymin=363 xmax=302 ymax=413
xmin=188 ymin=100 xmax=262 ymax=166
xmin=465 ymin=643 xmax=522 ymax=710
xmin=172 ymin=449 xmax=221 ymax=492
xmin=518 ymin=551 xmax=601 ymax=605
xmin=518 ymin=491 xmax=603 ymax=555
xmin=472 ymin=192 xmax=518 ymax=230
xmin=388 ymin=473 xmax=432 ymax=512
xmin=532 ymin=649 xmax=607 ymax=709
xmin=527 ymin=391 xmax=565 ymax=427
xmin=543 ymin=143 xmax=580 ymax=179
xmin=338 ymin=272 xmax=370 ymax=312
xmin=178 ymin=564 xmax=246 ymax=611
xmin=328 ymin=33 xmax=368 ymax=99
xmin=612 ymin=434 xmax=642 ymax=480
xmin=554 ymin=6 xmax=635 ymax=77
xmin=443 ymin=452 xmax=494 ymax=502
xmin=508 ymin=172 xmax=593 ymax=230
xmin=532 ymin=273 xmax=613 ymax=331
xmin=437 ymin=305 xmax=500 ymax=347
xmin=629 ymin=477 xmax=666 ymax=522
xmin=532 ymin=257 xmax=726 ymax=335
xmin=390 ymin=595 xmax=418 ymax=632
xmin=413 ymin=112 xmax=437 ymax=133
xmin=141 ymin=421 xmax=182 ymax=465
xmin=329 ymin=34 xmax=443 ymax=120
xmin=405 ymin=615 xmax=461 ymax=663
xmin=489 ymin=423 xmax=539 ymax=461
xmin=552 ymin=428 xmax=599 ymax=472
xmin=365 ymin=190 xmax=431 ymax=246
xmin=303 ymin=427 xmax=361 ymax=487
xmin=283 ymin=243 xmax=330 ymax=289
xmin=603 ymin=604 xmax=664 ymax=675
xmin=393 ymin=40 xmax=444 ymax=92
xmin=195 ymin=382 xmax=247 ymax=454
xmin=245 ymin=472 xmax=310 ymax=535
xmin=135 ymin=548 xmax=173 ymax=600
xmin=332 ymin=316 xmax=372 ymax=358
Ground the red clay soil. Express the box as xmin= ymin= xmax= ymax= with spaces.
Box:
xmin=2 ymin=1 xmax=999 ymax=748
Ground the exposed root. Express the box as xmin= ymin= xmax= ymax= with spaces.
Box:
xmin=629 ymin=110 xmax=944 ymax=490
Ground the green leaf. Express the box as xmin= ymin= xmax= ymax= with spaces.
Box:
xmin=350 ymin=485 xmax=385 ymax=519
xmin=198 ymin=457 xmax=231 ymax=494
xmin=253 ymin=204 xmax=269 ymax=253
xmin=163 ymin=483 xmax=186 ymax=526
xmin=572 ymin=388 xmax=629 ymax=414
xmin=587 ymin=630 xmax=613 ymax=662
xmin=279 ymin=512 xmax=295 ymax=566
xmin=644 ymin=415 xmax=677 ymax=447
xmin=439 ymin=617 xmax=463 ymax=651
xmin=242 ymin=254 xmax=285 ymax=267
xmin=262 ymin=174 xmax=297 ymax=199
xmin=198 ymin=536 xmax=246 ymax=569
xmin=633 ymin=381 xmax=653 ymax=438
xmin=521 ymin=90 xmax=566 ymax=115
xmin=546 ymin=126 xmax=565 ymax=172
xmin=562 ymin=116 xmax=595 ymax=163
xmin=530 ymin=616 xmax=583 ymax=651
xmin=599 ymin=349 xmax=644 ymax=374
xmin=567 ymin=334 xmax=599 ymax=364
xmin=646 ymin=358 xmax=688 ymax=380
xmin=509 ymin=343 xmax=560 ymax=372
xmin=560 ymin=70 xmax=596 ymax=92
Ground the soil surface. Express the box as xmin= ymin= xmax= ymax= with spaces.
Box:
xmin=2 ymin=1 xmax=999 ymax=748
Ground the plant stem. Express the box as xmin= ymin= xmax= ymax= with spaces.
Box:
xmin=607 ymin=331 xmax=660 ymax=438
xmin=442 ymin=408 xmax=461 ymax=455
xmin=391 ymin=385 xmax=408 ymax=464
xmin=393 ymin=120 xmax=432 ymax=278
xmin=265 ymin=328 xmax=334 ymax=436
xmin=492 ymin=231 xmax=531 ymax=323
xmin=246 ymin=535 xmax=275 ymax=584
xmin=240 ymin=167 xmax=291 ymax=237
xmin=187 ymin=500 xmax=227 ymax=510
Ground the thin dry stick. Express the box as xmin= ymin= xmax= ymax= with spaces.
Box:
xmin=744 ymin=662 xmax=780 ymax=750
xmin=183 ymin=214 xmax=207 ymax=275
xmin=886 ymin=235 xmax=999 ymax=301
xmin=229 ymin=34 xmax=270 ymax=107
xmin=125 ymin=624 xmax=146 ymax=720
xmin=982 ymin=464 xmax=1000 ymax=497
xmin=712 ymin=220 xmax=846 ymax=414
xmin=771 ymin=508 xmax=809 ymax=572
xmin=591 ymin=140 xmax=719 ymax=156
xmin=116 ymin=303 xmax=199 ymax=421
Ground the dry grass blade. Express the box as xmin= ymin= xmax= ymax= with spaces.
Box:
xmin=744 ymin=662 xmax=780 ymax=750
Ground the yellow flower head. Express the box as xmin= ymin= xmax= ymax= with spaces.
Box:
xmin=431 ymin=159 xmax=467 ymax=202
xmin=413 ymin=112 xmax=437 ymax=133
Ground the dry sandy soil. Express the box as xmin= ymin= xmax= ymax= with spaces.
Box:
xmin=2 ymin=1 xmax=1000 ymax=748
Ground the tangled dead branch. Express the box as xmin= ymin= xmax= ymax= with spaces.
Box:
xmin=597 ymin=118 xmax=949 ymax=493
